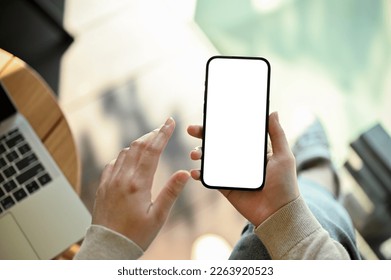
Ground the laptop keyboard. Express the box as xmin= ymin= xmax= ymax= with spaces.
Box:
xmin=0 ymin=128 xmax=52 ymax=214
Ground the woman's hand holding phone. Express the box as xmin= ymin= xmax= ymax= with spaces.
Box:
xmin=187 ymin=112 xmax=300 ymax=227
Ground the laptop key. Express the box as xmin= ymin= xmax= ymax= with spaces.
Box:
xmin=13 ymin=188 xmax=28 ymax=202
xmin=5 ymin=133 xmax=24 ymax=149
xmin=0 ymin=157 xmax=6 ymax=168
xmin=15 ymin=153 xmax=38 ymax=171
xmin=25 ymin=180 xmax=40 ymax=194
xmin=0 ymin=186 xmax=5 ymax=198
xmin=0 ymin=195 xmax=15 ymax=210
xmin=6 ymin=150 xmax=19 ymax=162
xmin=3 ymin=165 xmax=16 ymax=177
xmin=38 ymin=173 xmax=52 ymax=186
xmin=8 ymin=129 xmax=19 ymax=136
xmin=0 ymin=143 xmax=5 ymax=154
xmin=18 ymin=143 xmax=31 ymax=155
xmin=16 ymin=163 xmax=45 ymax=185
xmin=3 ymin=180 xmax=17 ymax=193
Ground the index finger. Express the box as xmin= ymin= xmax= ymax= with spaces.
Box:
xmin=135 ymin=117 xmax=176 ymax=179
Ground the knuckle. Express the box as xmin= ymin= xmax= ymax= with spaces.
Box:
xmin=130 ymin=139 xmax=147 ymax=150
xmin=104 ymin=162 xmax=113 ymax=170
xmin=127 ymin=178 xmax=139 ymax=193
xmin=95 ymin=185 xmax=104 ymax=198
xmin=282 ymin=152 xmax=296 ymax=167
xmin=118 ymin=148 xmax=129 ymax=157
xmin=130 ymin=139 xmax=141 ymax=149
xmin=145 ymin=144 xmax=159 ymax=156
xmin=158 ymin=126 xmax=170 ymax=139
xmin=131 ymin=139 xmax=146 ymax=148
xmin=110 ymin=173 xmax=139 ymax=193
xmin=110 ymin=175 xmax=123 ymax=188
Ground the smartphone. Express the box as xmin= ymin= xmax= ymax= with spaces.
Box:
xmin=201 ymin=56 xmax=270 ymax=190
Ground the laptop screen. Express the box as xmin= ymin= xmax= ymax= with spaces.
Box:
xmin=0 ymin=83 xmax=17 ymax=122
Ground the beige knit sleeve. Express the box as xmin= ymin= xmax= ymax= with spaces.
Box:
xmin=254 ymin=196 xmax=350 ymax=259
xmin=74 ymin=224 xmax=144 ymax=260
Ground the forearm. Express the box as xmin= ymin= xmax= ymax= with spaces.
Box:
xmin=255 ymin=196 xmax=350 ymax=260
xmin=74 ymin=225 xmax=144 ymax=260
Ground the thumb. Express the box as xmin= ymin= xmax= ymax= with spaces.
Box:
xmin=268 ymin=112 xmax=291 ymax=156
xmin=153 ymin=170 xmax=190 ymax=221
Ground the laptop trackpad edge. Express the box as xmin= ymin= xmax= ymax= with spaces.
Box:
xmin=0 ymin=213 xmax=39 ymax=260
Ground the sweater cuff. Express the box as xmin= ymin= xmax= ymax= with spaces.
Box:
xmin=254 ymin=196 xmax=322 ymax=259
xmin=74 ymin=225 xmax=144 ymax=260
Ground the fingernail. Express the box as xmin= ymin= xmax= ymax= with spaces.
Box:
xmin=164 ymin=117 xmax=174 ymax=127
xmin=274 ymin=111 xmax=279 ymax=122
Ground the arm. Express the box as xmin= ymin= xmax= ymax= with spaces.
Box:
xmin=74 ymin=225 xmax=144 ymax=260
xmin=255 ymin=196 xmax=350 ymax=259
xmin=187 ymin=112 xmax=350 ymax=259
xmin=74 ymin=117 xmax=190 ymax=260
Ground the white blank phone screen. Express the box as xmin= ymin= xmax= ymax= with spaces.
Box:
xmin=202 ymin=57 xmax=270 ymax=189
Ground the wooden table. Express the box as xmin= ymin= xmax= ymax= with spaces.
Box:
xmin=0 ymin=48 xmax=80 ymax=194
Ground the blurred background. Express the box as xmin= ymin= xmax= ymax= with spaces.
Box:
xmin=1 ymin=0 xmax=390 ymax=259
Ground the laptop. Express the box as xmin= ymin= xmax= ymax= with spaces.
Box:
xmin=0 ymin=82 xmax=91 ymax=259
